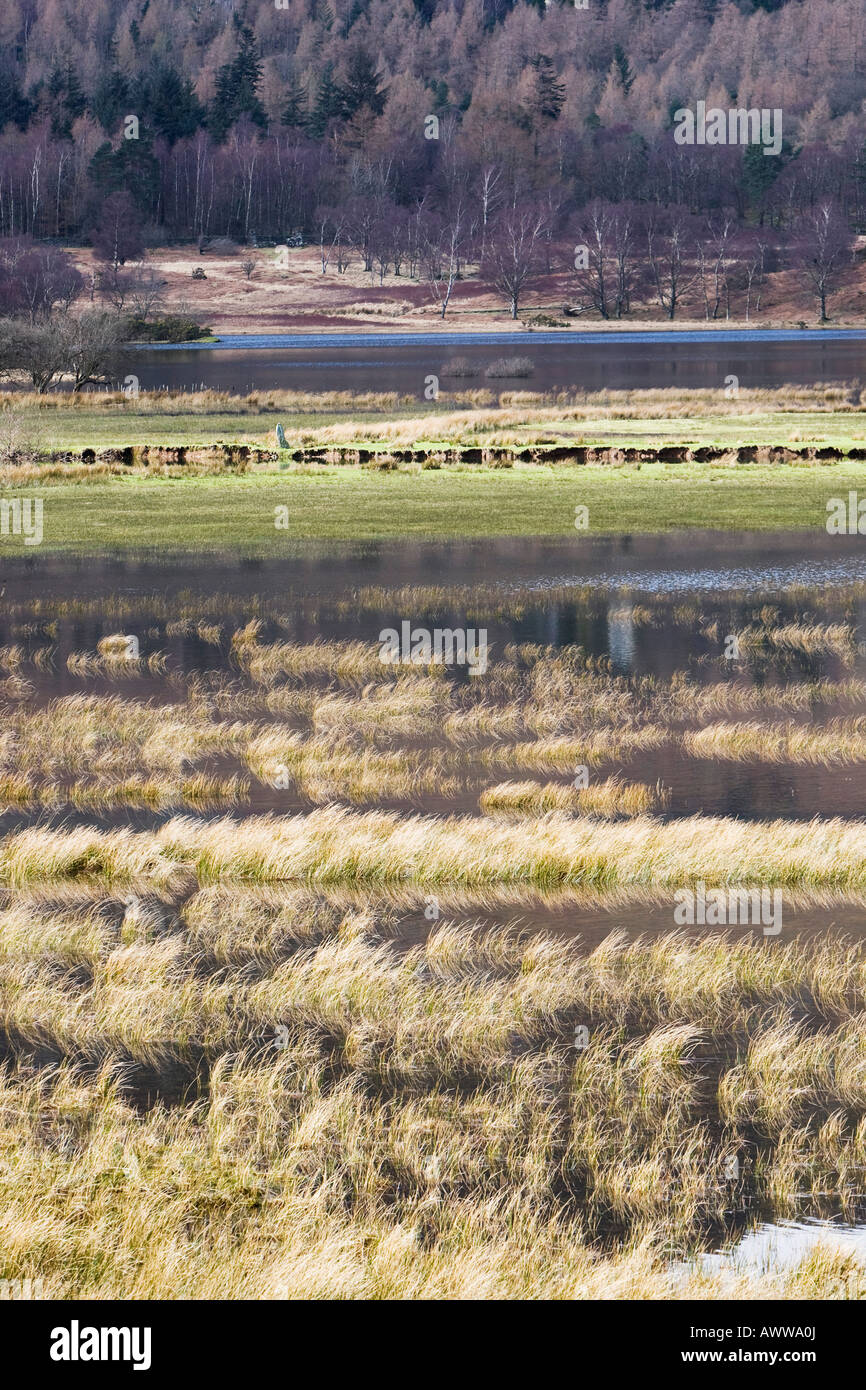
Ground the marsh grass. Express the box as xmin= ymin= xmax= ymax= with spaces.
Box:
xmin=4 ymin=808 xmax=858 ymax=890
xmin=685 ymin=719 xmax=866 ymax=766
xmin=480 ymin=777 xmax=668 ymax=818
xmin=3 ymin=611 xmax=866 ymax=1298
xmin=3 ymin=918 xmax=866 ymax=1296
xmin=732 ymin=623 xmax=858 ymax=663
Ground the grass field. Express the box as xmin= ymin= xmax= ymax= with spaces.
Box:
xmin=16 ymin=406 xmax=866 ymax=453
xmin=7 ymin=385 xmax=866 ymax=452
xmin=0 ymin=462 xmax=861 ymax=551
xmin=2 ymin=387 xmax=865 ymax=549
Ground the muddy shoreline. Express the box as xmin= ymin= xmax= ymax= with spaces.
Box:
xmin=48 ymin=441 xmax=866 ymax=470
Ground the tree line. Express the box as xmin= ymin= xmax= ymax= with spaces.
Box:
xmin=0 ymin=187 xmax=855 ymax=398
xmin=0 ymin=0 xmax=864 ymax=251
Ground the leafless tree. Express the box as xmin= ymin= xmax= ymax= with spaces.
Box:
xmin=60 ymin=311 xmax=127 ymax=392
xmin=0 ymin=320 xmax=68 ymax=392
xmin=484 ymin=206 xmax=548 ymax=320
xmin=739 ymin=230 xmax=775 ymax=321
xmin=477 ymin=164 xmax=502 ymax=261
xmin=315 ymin=208 xmax=348 ymax=274
xmin=796 ymin=202 xmax=854 ymax=322
xmin=696 ymin=213 xmax=735 ymax=320
xmin=125 ymin=263 xmax=165 ymax=322
xmin=420 ymin=204 xmax=465 ymax=318
xmin=644 ymin=208 xmax=696 ymax=321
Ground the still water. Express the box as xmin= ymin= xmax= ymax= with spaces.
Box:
xmin=132 ymin=328 xmax=866 ymax=395
xmin=1 ymin=530 xmax=864 ymax=826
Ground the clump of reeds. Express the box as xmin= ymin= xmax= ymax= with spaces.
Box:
xmin=3 ymin=919 xmax=866 ymax=1298
xmin=440 ymin=357 xmax=480 ymax=378
xmin=484 ymin=357 xmax=534 ymax=378
xmin=68 ymin=641 xmax=169 ymax=680
xmin=480 ymin=777 xmax=668 ymax=818
xmin=245 ymin=730 xmax=460 ymax=804
xmin=232 ymin=624 xmax=386 ymax=685
xmin=733 ymin=623 xmax=857 ymax=662
xmin=685 ymin=719 xmax=866 ymax=766
xmin=483 ymin=729 xmax=668 ymax=770
xmin=118 ymin=808 xmax=866 ymax=889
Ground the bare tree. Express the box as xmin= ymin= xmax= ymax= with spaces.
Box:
xmin=796 ymin=202 xmax=853 ymax=322
xmin=571 ymin=202 xmax=613 ymax=318
xmin=484 ymin=206 xmax=548 ymax=320
xmin=696 ymin=213 xmax=734 ymax=320
xmin=644 ymin=208 xmax=696 ymax=321
xmin=60 ymin=312 xmax=126 ymax=392
xmin=0 ymin=240 xmax=83 ymax=324
xmin=477 ymin=164 xmax=502 ymax=260
xmin=128 ymin=263 xmax=165 ymax=323
xmin=92 ymin=192 xmax=144 ymax=272
xmin=420 ymin=204 xmax=465 ymax=318
xmin=570 ymin=203 xmax=639 ymax=320
xmin=315 ymin=207 xmax=348 ymax=274
xmin=2 ymin=320 xmax=68 ymax=392
xmin=741 ymin=232 xmax=773 ymax=321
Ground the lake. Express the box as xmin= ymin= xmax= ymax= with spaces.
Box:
xmin=131 ymin=328 xmax=866 ymax=396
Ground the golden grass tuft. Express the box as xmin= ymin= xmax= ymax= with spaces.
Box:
xmin=480 ymin=777 xmax=668 ymax=818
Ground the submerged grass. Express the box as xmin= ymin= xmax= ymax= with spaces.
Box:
xmin=3 ymin=581 xmax=866 ymax=1298
xmin=685 ymin=719 xmax=866 ymax=766
xmin=3 ymin=916 xmax=866 ymax=1297
xmin=480 ymin=777 xmax=668 ymax=818
xmin=2 ymin=808 xmax=861 ymax=890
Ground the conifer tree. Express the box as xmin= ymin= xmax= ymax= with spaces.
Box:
xmin=341 ymin=49 xmax=386 ymax=119
xmin=281 ymin=75 xmax=309 ymax=131
xmin=210 ymin=20 xmax=267 ymax=142
xmin=308 ymin=64 xmax=344 ymax=138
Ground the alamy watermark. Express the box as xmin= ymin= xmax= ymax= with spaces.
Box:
xmin=0 ymin=1277 xmax=43 ymax=1299
xmin=674 ymin=102 xmax=782 ymax=157
xmin=827 ymin=492 xmax=866 ymax=534
xmin=50 ymin=1322 xmax=151 ymax=1371
xmin=674 ymin=881 xmax=782 ymax=935
xmin=0 ymin=497 xmax=43 ymax=546
xmin=378 ymin=621 xmax=488 ymax=675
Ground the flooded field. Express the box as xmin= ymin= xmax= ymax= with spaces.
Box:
xmin=3 ymin=528 xmax=866 ymax=1297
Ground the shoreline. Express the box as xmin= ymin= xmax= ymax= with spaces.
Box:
xmin=138 ymin=324 xmax=866 ymax=348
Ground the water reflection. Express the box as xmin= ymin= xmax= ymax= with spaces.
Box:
xmin=694 ymin=1218 xmax=866 ymax=1278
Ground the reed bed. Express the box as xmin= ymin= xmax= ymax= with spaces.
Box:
xmin=232 ymin=624 xmax=394 ymax=685
xmin=3 ymin=808 xmax=860 ymax=890
xmin=67 ymin=646 xmax=169 ymax=680
xmin=483 ymin=730 xmax=668 ymax=770
xmin=480 ymin=777 xmax=668 ymax=818
xmin=0 ymin=773 xmax=249 ymax=812
xmin=733 ymin=623 xmax=858 ymax=662
xmin=3 ymin=590 xmax=866 ymax=1299
xmin=3 ymin=917 xmax=866 ymax=1297
xmin=685 ymin=719 xmax=866 ymax=766
xmin=244 ymin=730 xmax=461 ymax=805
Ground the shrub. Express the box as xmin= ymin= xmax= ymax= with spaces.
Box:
xmin=484 ymin=356 xmax=535 ymax=379
xmin=440 ymin=356 xmax=480 ymax=378
xmin=125 ymin=315 xmax=212 ymax=343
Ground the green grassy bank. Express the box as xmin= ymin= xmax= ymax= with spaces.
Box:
xmin=3 ymin=461 xmax=864 ymax=553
